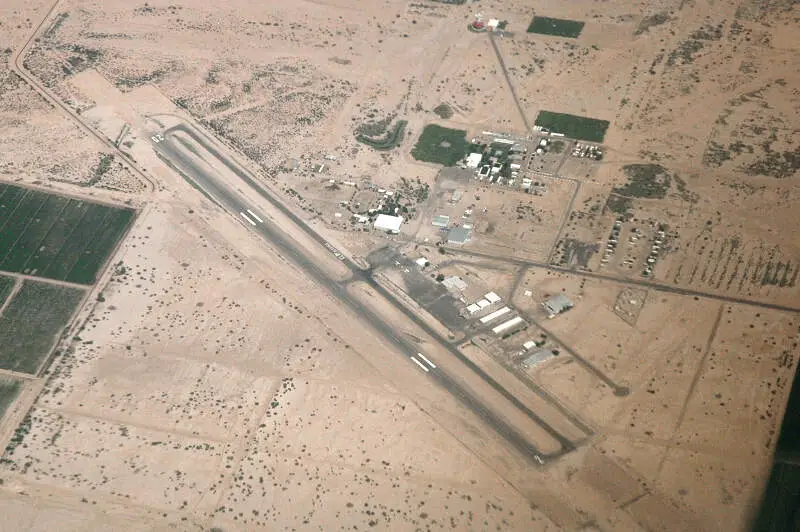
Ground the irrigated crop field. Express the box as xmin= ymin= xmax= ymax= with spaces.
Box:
xmin=527 ymin=16 xmax=585 ymax=38
xmin=0 ymin=184 xmax=134 ymax=285
xmin=0 ymin=377 xmax=22 ymax=421
xmin=0 ymin=275 xmax=16 ymax=308
xmin=411 ymin=124 xmax=471 ymax=166
xmin=0 ymin=280 xmax=85 ymax=375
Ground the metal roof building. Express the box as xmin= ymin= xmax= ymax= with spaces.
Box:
xmin=492 ymin=316 xmax=525 ymax=335
xmin=447 ymin=227 xmax=472 ymax=245
xmin=484 ymin=292 xmax=501 ymax=304
xmin=523 ymin=348 xmax=556 ymax=368
xmin=543 ymin=294 xmax=574 ymax=316
xmin=441 ymin=276 xmax=467 ymax=291
xmin=479 ymin=306 xmax=511 ymax=324
xmin=373 ymin=214 xmax=403 ymax=234
xmin=466 ymin=153 xmax=483 ymax=168
xmin=432 ymin=214 xmax=450 ymax=228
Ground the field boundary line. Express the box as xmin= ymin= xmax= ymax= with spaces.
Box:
xmin=42 ymin=404 xmax=233 ymax=444
xmin=0 ymin=271 xmax=90 ymax=290
xmin=0 ymin=367 xmax=38 ymax=381
xmin=0 ymin=277 xmax=23 ymax=316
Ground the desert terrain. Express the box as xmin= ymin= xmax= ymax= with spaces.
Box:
xmin=0 ymin=0 xmax=797 ymax=530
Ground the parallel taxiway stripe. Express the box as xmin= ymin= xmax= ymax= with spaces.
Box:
xmin=240 ymin=212 xmax=256 ymax=226
xmin=410 ymin=357 xmax=429 ymax=372
xmin=246 ymin=209 xmax=263 ymax=223
xmin=417 ymin=353 xmax=436 ymax=369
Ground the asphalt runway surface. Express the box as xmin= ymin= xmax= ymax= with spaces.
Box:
xmin=153 ymin=123 xmax=578 ymax=463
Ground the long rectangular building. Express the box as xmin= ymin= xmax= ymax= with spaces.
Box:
xmin=492 ymin=316 xmax=525 ymax=334
xmin=479 ymin=306 xmax=511 ymax=324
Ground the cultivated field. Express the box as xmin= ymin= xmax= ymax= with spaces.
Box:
xmin=0 ymin=280 xmax=85 ymax=375
xmin=0 ymin=184 xmax=135 ymax=285
xmin=0 ymin=275 xmax=16 ymax=307
xmin=0 ymin=377 xmax=23 ymax=422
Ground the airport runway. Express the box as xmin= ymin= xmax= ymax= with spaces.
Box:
xmin=152 ymin=125 xmax=577 ymax=464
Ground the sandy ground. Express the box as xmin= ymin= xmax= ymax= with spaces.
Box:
xmin=0 ymin=0 xmax=797 ymax=529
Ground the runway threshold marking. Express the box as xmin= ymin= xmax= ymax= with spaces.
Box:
xmin=246 ymin=209 xmax=263 ymax=223
xmin=410 ymin=357 xmax=429 ymax=372
xmin=240 ymin=212 xmax=257 ymax=226
xmin=416 ymin=353 xmax=436 ymax=369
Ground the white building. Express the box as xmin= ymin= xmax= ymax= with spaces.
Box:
xmin=492 ymin=316 xmax=525 ymax=335
xmin=484 ymin=292 xmax=501 ymax=304
xmin=466 ymin=303 xmax=481 ymax=315
xmin=373 ymin=214 xmax=404 ymax=234
xmin=479 ymin=306 xmax=511 ymax=324
xmin=441 ymin=276 xmax=467 ymax=291
xmin=465 ymin=152 xmax=483 ymax=168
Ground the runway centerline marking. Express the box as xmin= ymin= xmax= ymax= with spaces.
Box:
xmin=246 ymin=209 xmax=263 ymax=223
xmin=240 ymin=211 xmax=256 ymax=226
xmin=410 ymin=357 xmax=429 ymax=372
xmin=417 ymin=353 xmax=436 ymax=369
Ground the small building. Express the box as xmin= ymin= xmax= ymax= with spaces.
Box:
xmin=523 ymin=348 xmax=556 ymax=368
xmin=447 ymin=227 xmax=472 ymax=245
xmin=432 ymin=214 xmax=450 ymax=228
xmin=487 ymin=18 xmax=500 ymax=30
xmin=466 ymin=303 xmax=481 ymax=315
xmin=522 ymin=340 xmax=537 ymax=351
xmin=414 ymin=257 xmax=429 ymax=268
xmin=466 ymin=153 xmax=483 ymax=168
xmin=450 ymin=190 xmax=464 ymax=203
xmin=475 ymin=299 xmax=491 ymax=309
xmin=543 ymin=294 xmax=574 ymax=317
xmin=441 ymin=276 xmax=467 ymax=291
xmin=484 ymin=292 xmax=501 ymax=304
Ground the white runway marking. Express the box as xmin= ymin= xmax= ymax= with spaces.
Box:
xmin=416 ymin=353 xmax=436 ymax=369
xmin=410 ymin=357 xmax=429 ymax=372
xmin=240 ymin=212 xmax=256 ymax=226
xmin=246 ymin=209 xmax=263 ymax=223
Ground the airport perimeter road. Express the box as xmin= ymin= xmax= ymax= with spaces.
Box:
xmin=152 ymin=128 xmax=573 ymax=463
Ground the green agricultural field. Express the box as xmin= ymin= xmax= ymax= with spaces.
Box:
xmin=527 ymin=16 xmax=585 ymax=38
xmin=0 ymin=183 xmax=135 ymax=285
xmin=0 ymin=274 xmax=16 ymax=308
xmin=0 ymin=377 xmax=23 ymax=421
xmin=534 ymin=111 xmax=610 ymax=142
xmin=0 ymin=280 xmax=85 ymax=375
xmin=411 ymin=124 xmax=470 ymax=166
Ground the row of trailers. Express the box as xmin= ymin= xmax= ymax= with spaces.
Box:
xmin=465 ymin=292 xmax=527 ymax=335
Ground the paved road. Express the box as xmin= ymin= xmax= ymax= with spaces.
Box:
xmin=11 ymin=0 xmax=156 ymax=195
xmin=451 ymin=248 xmax=800 ymax=314
xmin=488 ymin=32 xmax=530 ymax=132
xmin=153 ymin=125 xmax=577 ymax=463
